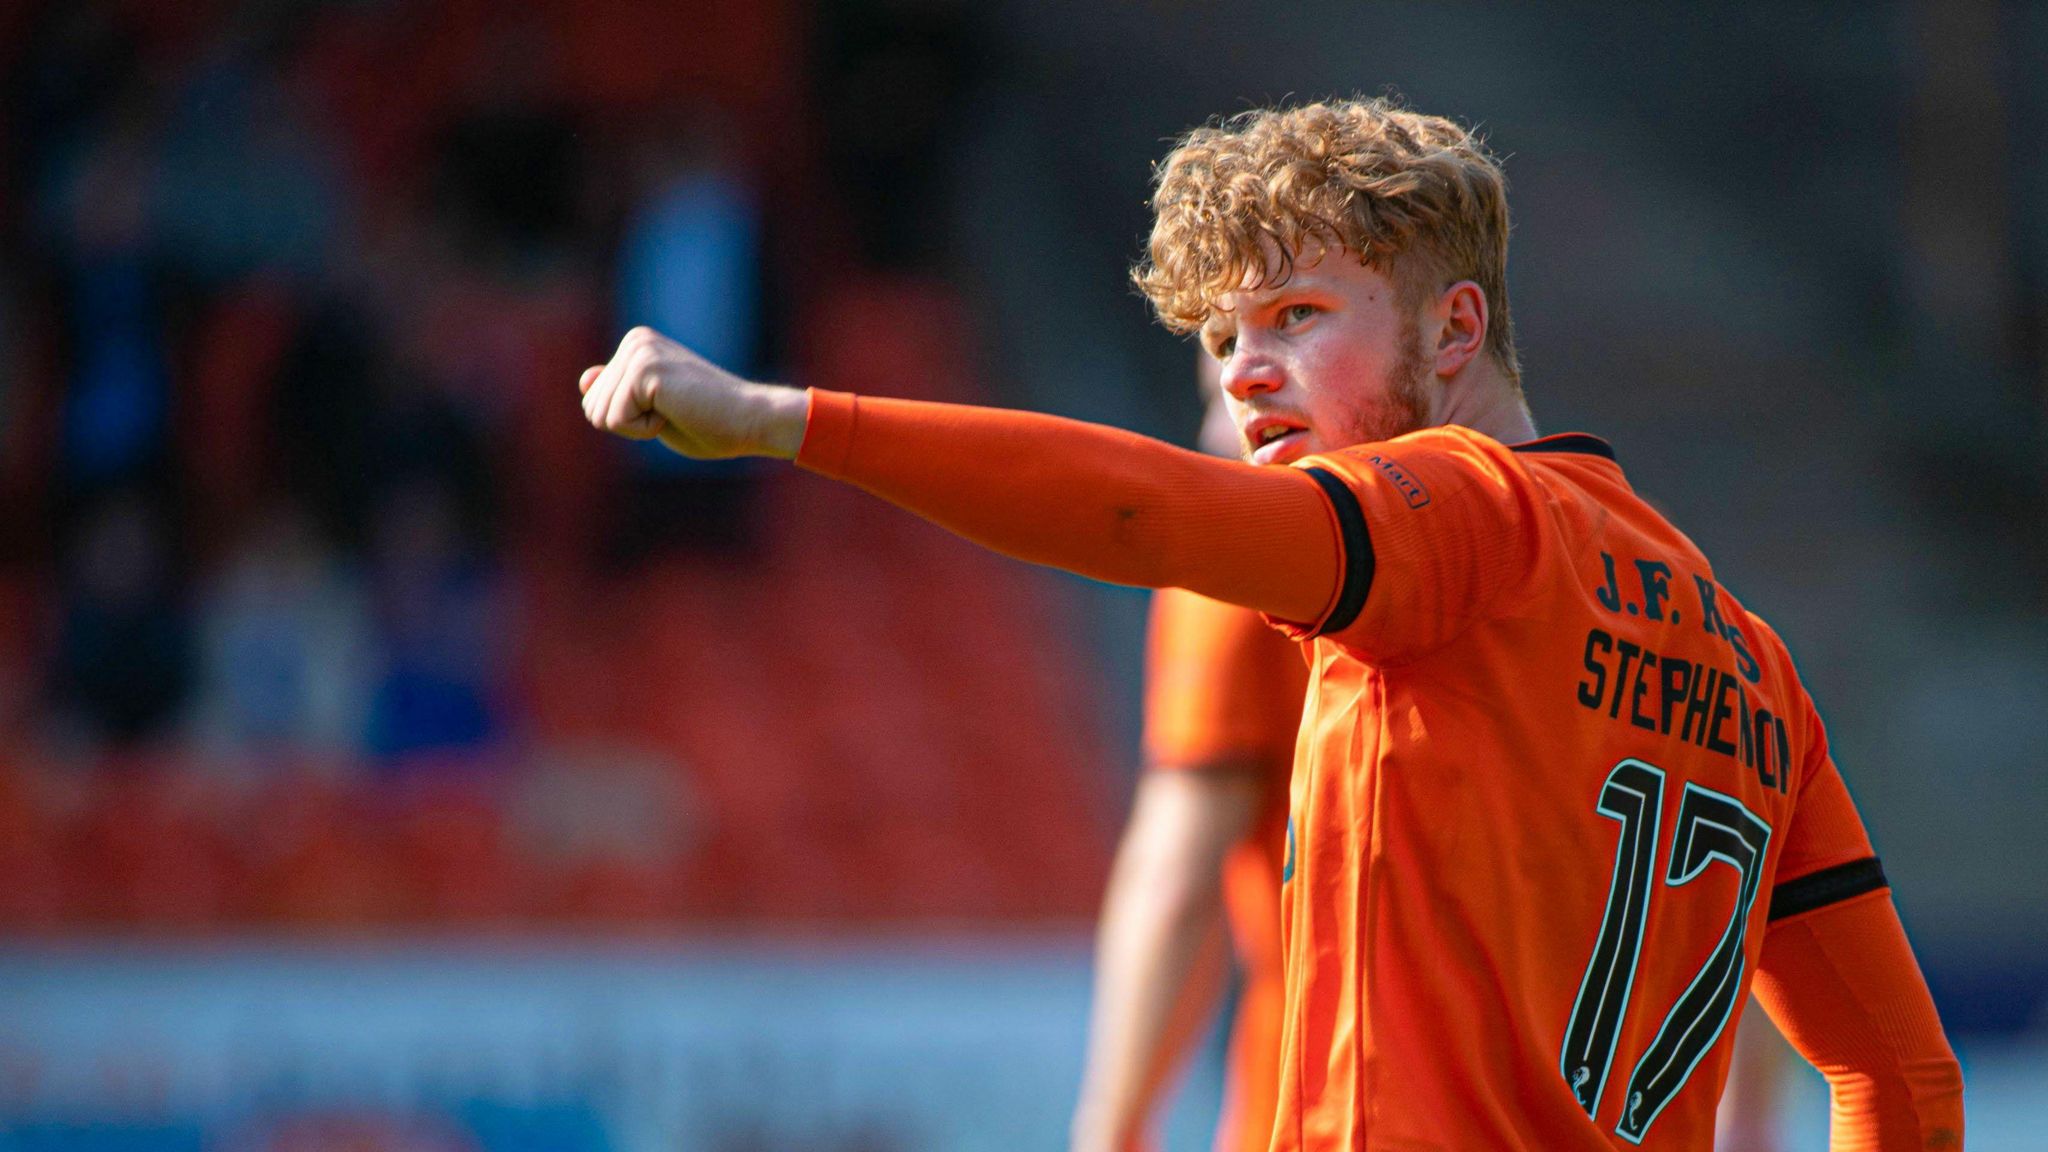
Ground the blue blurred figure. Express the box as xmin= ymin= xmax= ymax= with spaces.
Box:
xmin=611 ymin=112 xmax=765 ymax=559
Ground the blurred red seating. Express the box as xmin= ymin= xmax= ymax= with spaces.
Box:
xmin=387 ymin=766 xmax=527 ymax=926
xmin=0 ymin=757 xmax=69 ymax=930
xmin=6 ymin=273 xmax=1114 ymax=934
xmin=62 ymin=753 xmax=243 ymax=930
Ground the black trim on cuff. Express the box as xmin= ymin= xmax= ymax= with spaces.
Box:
xmin=1768 ymin=856 xmax=1888 ymax=922
xmin=1304 ymin=466 xmax=1374 ymax=637
xmin=1509 ymin=434 xmax=1616 ymax=461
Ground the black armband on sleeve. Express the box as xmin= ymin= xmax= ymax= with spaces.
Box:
xmin=1769 ymin=856 xmax=1888 ymax=922
xmin=1303 ymin=466 xmax=1374 ymax=637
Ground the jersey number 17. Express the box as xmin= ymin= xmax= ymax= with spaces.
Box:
xmin=1559 ymin=758 xmax=1772 ymax=1144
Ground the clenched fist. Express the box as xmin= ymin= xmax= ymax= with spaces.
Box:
xmin=578 ymin=326 xmax=808 ymax=459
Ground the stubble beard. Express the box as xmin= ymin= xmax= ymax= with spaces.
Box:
xmin=1337 ymin=315 xmax=1433 ymax=447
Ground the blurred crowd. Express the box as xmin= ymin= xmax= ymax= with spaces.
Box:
xmin=0 ymin=0 xmax=1111 ymax=932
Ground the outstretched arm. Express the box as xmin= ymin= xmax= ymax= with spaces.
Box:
xmin=577 ymin=328 xmax=1341 ymax=621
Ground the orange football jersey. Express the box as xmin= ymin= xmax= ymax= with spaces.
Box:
xmin=1143 ymin=586 xmax=1308 ymax=1152
xmin=792 ymin=390 xmax=1944 ymax=1147
xmin=1266 ymin=428 xmax=1881 ymax=1151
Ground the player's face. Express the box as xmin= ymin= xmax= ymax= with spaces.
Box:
xmin=1201 ymin=245 xmax=1430 ymax=466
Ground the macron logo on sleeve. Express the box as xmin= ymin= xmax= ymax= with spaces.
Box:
xmin=1365 ymin=452 xmax=1431 ymax=509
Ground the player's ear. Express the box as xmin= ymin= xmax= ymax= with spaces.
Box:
xmin=1433 ymin=281 xmax=1489 ymax=378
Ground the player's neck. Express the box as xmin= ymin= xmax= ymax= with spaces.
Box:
xmin=1434 ymin=370 xmax=1539 ymax=445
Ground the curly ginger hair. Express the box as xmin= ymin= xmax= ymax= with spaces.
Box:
xmin=1135 ymin=97 xmax=1519 ymax=382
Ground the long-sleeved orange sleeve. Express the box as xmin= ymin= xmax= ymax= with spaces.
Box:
xmin=1752 ymin=890 xmax=1965 ymax=1151
xmin=795 ymin=389 xmax=1344 ymax=623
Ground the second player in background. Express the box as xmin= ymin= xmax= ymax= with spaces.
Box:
xmin=1072 ymin=363 xmax=1306 ymax=1152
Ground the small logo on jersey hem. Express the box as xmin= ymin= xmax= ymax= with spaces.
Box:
xmin=1366 ymin=452 xmax=1430 ymax=508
